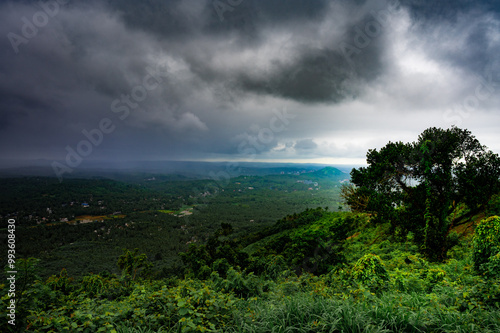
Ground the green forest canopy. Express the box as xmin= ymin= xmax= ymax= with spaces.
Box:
xmin=342 ymin=126 xmax=500 ymax=261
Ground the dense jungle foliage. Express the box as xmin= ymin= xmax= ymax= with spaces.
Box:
xmin=2 ymin=127 xmax=500 ymax=332
xmin=2 ymin=198 xmax=500 ymax=332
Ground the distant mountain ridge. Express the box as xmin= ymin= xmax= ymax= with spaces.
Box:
xmin=0 ymin=160 xmax=354 ymax=180
xmin=313 ymin=166 xmax=346 ymax=178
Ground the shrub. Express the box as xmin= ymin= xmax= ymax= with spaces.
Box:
xmin=486 ymin=194 xmax=500 ymax=216
xmin=472 ymin=216 xmax=500 ymax=274
xmin=420 ymin=267 xmax=447 ymax=292
xmin=391 ymin=269 xmax=425 ymax=293
xmin=79 ymin=273 xmax=126 ymax=299
xmin=211 ymin=268 xmax=264 ymax=298
xmin=211 ymin=258 xmax=231 ymax=277
xmin=46 ymin=268 xmax=74 ymax=295
xmin=147 ymin=279 xmax=237 ymax=332
xmin=263 ymin=255 xmax=288 ymax=280
xmin=483 ymin=252 xmax=500 ymax=279
xmin=117 ymin=248 xmax=153 ymax=281
xmin=352 ymin=254 xmax=389 ymax=293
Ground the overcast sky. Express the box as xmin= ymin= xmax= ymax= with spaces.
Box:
xmin=1 ymin=0 xmax=500 ymax=169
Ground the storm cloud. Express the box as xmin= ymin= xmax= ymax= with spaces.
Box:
xmin=1 ymin=0 xmax=499 ymax=169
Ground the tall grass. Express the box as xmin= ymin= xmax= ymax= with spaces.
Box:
xmin=226 ymin=291 xmax=500 ymax=333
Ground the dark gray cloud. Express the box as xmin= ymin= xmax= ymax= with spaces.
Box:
xmin=0 ymin=0 xmax=499 ymax=169
xmin=402 ymin=0 xmax=500 ymax=22
xmin=401 ymin=0 xmax=500 ymax=75
xmin=294 ymin=139 xmax=318 ymax=151
xmin=105 ymin=0 xmax=331 ymax=39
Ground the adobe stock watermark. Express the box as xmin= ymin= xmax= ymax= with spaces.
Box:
xmin=6 ymin=219 xmax=17 ymax=326
xmin=339 ymin=0 xmax=400 ymax=70
xmin=51 ymin=63 xmax=170 ymax=182
xmin=294 ymin=236 xmax=341 ymax=276
xmin=213 ymin=0 xmax=244 ymax=22
xmin=7 ymin=0 xmax=69 ymax=54
xmin=282 ymin=0 xmax=401 ymax=96
xmin=209 ymin=107 xmax=296 ymax=188
xmin=188 ymin=107 xmax=296 ymax=215
xmin=443 ymin=67 xmax=500 ymax=126
xmin=212 ymin=0 xmax=259 ymax=32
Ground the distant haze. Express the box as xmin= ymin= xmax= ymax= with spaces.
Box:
xmin=0 ymin=159 xmax=357 ymax=180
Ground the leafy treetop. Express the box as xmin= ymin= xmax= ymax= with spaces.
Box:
xmin=343 ymin=127 xmax=500 ymax=261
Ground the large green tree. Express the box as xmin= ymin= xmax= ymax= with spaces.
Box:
xmin=344 ymin=127 xmax=500 ymax=261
